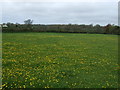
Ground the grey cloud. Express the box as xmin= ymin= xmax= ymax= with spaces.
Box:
xmin=2 ymin=1 xmax=118 ymax=25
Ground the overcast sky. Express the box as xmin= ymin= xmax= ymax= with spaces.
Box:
xmin=0 ymin=0 xmax=119 ymax=25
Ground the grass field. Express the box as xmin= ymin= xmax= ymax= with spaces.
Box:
xmin=2 ymin=33 xmax=119 ymax=88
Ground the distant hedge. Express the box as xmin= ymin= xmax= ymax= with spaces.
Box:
xmin=2 ymin=24 xmax=120 ymax=35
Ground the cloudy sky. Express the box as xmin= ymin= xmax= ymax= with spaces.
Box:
xmin=0 ymin=0 xmax=119 ymax=25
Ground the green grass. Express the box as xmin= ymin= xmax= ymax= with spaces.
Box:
xmin=2 ymin=32 xmax=119 ymax=88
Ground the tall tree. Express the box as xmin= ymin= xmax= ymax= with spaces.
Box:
xmin=24 ymin=19 xmax=33 ymax=31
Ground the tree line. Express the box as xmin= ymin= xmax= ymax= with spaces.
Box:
xmin=2 ymin=19 xmax=120 ymax=35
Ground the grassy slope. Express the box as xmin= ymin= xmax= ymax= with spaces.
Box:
xmin=2 ymin=33 xmax=118 ymax=88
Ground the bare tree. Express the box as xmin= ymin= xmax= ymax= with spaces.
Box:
xmin=24 ymin=19 xmax=33 ymax=25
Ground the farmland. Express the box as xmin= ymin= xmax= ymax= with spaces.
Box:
xmin=2 ymin=32 xmax=119 ymax=88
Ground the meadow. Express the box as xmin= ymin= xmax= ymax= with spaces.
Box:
xmin=2 ymin=32 xmax=119 ymax=88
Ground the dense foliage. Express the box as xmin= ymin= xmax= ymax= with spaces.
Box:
xmin=2 ymin=23 xmax=120 ymax=35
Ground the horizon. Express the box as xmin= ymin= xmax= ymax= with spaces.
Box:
xmin=0 ymin=22 xmax=116 ymax=26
